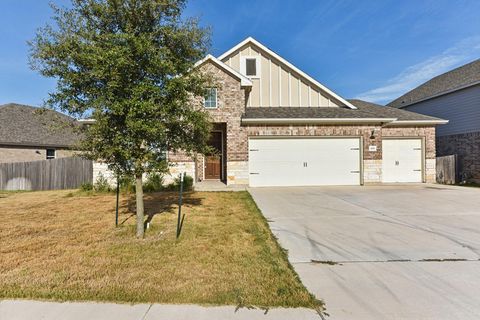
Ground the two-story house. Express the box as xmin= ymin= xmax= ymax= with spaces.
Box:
xmin=389 ymin=59 xmax=480 ymax=183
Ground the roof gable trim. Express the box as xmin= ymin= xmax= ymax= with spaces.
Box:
xmin=218 ymin=37 xmax=357 ymax=109
xmin=195 ymin=54 xmax=253 ymax=87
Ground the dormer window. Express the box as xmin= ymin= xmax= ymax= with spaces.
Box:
xmin=241 ymin=56 xmax=260 ymax=78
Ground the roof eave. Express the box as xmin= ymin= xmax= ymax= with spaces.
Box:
xmin=241 ymin=118 xmax=397 ymax=125
xmin=394 ymin=80 xmax=480 ymax=109
xmin=385 ymin=120 xmax=449 ymax=126
xmin=0 ymin=142 xmax=75 ymax=148
xmin=77 ymin=119 xmax=96 ymax=124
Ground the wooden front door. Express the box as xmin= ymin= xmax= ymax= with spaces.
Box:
xmin=205 ymin=131 xmax=223 ymax=180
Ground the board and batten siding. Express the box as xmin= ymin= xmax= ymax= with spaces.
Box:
xmin=403 ymin=84 xmax=480 ymax=137
xmin=221 ymin=43 xmax=341 ymax=107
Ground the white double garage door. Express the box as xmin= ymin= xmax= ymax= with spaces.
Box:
xmin=248 ymin=137 xmax=423 ymax=187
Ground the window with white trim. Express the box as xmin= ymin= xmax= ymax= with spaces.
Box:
xmin=241 ymin=56 xmax=260 ymax=78
xmin=46 ymin=148 xmax=56 ymax=160
xmin=204 ymin=87 xmax=217 ymax=109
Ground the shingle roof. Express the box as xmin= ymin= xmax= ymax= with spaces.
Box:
xmin=0 ymin=103 xmax=81 ymax=148
xmin=348 ymin=99 xmax=442 ymax=121
xmin=388 ymin=59 xmax=480 ymax=108
xmin=242 ymin=99 xmax=444 ymax=122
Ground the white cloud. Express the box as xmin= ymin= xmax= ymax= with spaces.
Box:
xmin=355 ymin=36 xmax=480 ymax=104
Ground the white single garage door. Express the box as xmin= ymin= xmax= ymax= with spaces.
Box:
xmin=382 ymin=139 xmax=423 ymax=183
xmin=248 ymin=138 xmax=361 ymax=187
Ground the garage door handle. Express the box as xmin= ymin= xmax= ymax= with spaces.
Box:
xmin=413 ymin=169 xmax=422 ymax=172
xmin=249 ymin=172 xmax=260 ymax=175
xmin=350 ymin=171 xmax=360 ymax=173
xmin=350 ymin=148 xmax=360 ymax=150
xmin=249 ymin=149 xmax=259 ymax=152
xmin=413 ymin=148 xmax=422 ymax=150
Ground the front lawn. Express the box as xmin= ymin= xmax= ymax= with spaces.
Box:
xmin=0 ymin=190 xmax=320 ymax=309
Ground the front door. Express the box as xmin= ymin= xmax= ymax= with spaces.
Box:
xmin=205 ymin=131 xmax=223 ymax=180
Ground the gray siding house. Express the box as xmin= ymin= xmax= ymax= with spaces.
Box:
xmin=389 ymin=59 xmax=480 ymax=182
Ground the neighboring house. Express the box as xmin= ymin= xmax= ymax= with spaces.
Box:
xmin=168 ymin=37 xmax=447 ymax=187
xmin=0 ymin=103 xmax=79 ymax=163
xmin=389 ymin=59 xmax=480 ymax=182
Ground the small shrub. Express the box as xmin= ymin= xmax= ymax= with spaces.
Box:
xmin=179 ymin=174 xmax=194 ymax=191
xmin=80 ymin=182 xmax=93 ymax=191
xmin=165 ymin=174 xmax=194 ymax=191
xmin=144 ymin=172 xmax=164 ymax=193
xmin=119 ymin=175 xmax=135 ymax=193
xmin=94 ymin=173 xmax=112 ymax=192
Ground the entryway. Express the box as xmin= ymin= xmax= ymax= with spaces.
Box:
xmin=204 ymin=126 xmax=226 ymax=181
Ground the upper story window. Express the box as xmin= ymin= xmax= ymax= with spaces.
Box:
xmin=241 ymin=56 xmax=260 ymax=78
xmin=204 ymin=87 xmax=217 ymax=109
xmin=46 ymin=148 xmax=56 ymax=160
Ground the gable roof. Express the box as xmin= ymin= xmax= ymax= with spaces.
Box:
xmin=218 ymin=37 xmax=357 ymax=109
xmin=389 ymin=58 xmax=480 ymax=108
xmin=0 ymin=103 xmax=81 ymax=148
xmin=195 ymin=54 xmax=253 ymax=87
xmin=242 ymin=99 xmax=447 ymax=125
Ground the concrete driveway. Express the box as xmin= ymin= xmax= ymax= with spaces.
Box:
xmin=249 ymin=184 xmax=480 ymax=319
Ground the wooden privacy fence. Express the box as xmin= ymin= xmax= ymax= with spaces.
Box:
xmin=436 ymin=154 xmax=457 ymax=185
xmin=0 ymin=157 xmax=93 ymax=191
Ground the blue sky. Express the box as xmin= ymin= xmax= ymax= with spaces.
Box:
xmin=1 ymin=0 xmax=480 ymax=106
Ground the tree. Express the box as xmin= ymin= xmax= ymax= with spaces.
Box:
xmin=30 ymin=0 xmax=212 ymax=238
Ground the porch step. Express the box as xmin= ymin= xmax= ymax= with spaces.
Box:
xmin=194 ymin=181 xmax=247 ymax=192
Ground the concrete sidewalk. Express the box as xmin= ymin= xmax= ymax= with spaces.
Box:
xmin=0 ymin=300 xmax=321 ymax=320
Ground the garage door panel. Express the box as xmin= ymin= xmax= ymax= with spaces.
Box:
xmin=248 ymin=138 xmax=361 ymax=187
xmin=382 ymin=139 xmax=422 ymax=183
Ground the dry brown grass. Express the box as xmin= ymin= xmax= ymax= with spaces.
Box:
xmin=0 ymin=190 xmax=320 ymax=308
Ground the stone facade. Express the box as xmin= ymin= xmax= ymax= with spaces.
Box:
xmin=166 ymin=60 xmax=438 ymax=186
xmin=92 ymin=162 xmax=117 ymax=186
xmin=0 ymin=145 xmax=74 ymax=163
xmin=437 ymin=131 xmax=480 ymax=182
xmin=363 ymin=160 xmax=382 ymax=183
xmin=167 ymin=61 xmax=250 ymax=185
xmin=91 ymin=160 xmax=196 ymax=187
xmin=164 ymin=161 xmax=196 ymax=185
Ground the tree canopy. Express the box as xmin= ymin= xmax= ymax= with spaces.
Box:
xmin=30 ymin=0 xmax=213 ymax=237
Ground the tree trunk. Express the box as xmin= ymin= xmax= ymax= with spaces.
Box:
xmin=135 ymin=173 xmax=145 ymax=238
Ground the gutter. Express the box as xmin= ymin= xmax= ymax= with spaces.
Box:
xmin=384 ymin=119 xmax=449 ymax=126
xmin=241 ymin=117 xmax=449 ymax=126
xmin=0 ymin=142 xmax=74 ymax=148
xmin=77 ymin=119 xmax=95 ymax=124
xmin=241 ymin=118 xmax=397 ymax=125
